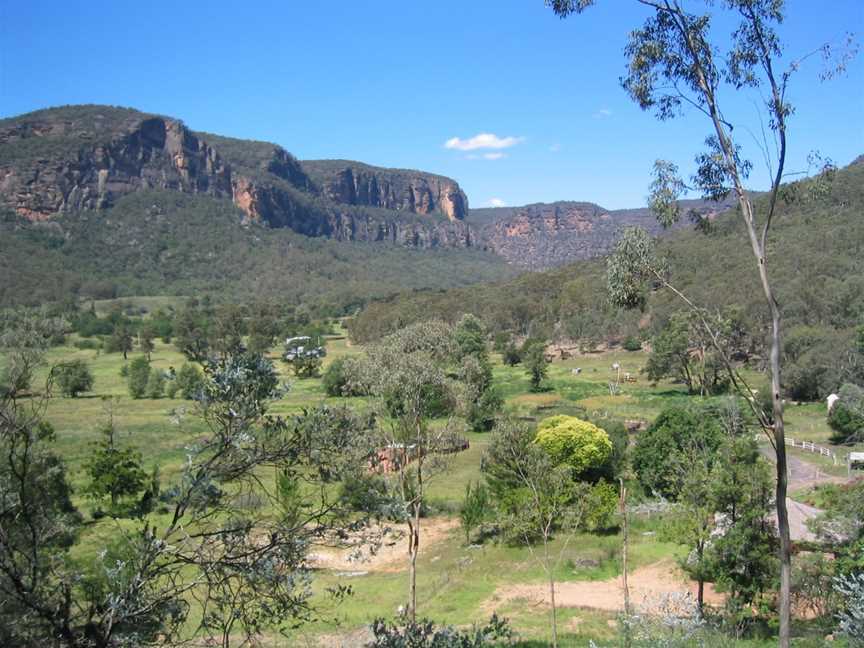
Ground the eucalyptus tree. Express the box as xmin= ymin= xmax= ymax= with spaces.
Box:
xmin=547 ymin=2 xmax=854 ymax=642
xmin=0 ymin=348 xmax=376 ymax=647
xmin=359 ymin=320 xmax=462 ymax=622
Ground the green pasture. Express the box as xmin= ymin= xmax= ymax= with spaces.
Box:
xmin=8 ymin=333 xmax=853 ymax=646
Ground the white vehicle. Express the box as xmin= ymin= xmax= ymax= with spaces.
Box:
xmin=283 ymin=335 xmax=326 ymax=362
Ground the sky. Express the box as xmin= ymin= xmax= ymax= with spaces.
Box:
xmin=1 ymin=0 xmax=862 ymax=210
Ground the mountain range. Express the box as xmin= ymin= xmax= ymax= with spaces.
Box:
xmin=1 ymin=104 xmax=735 ymax=310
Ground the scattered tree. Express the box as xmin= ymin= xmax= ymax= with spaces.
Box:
xmin=523 ymin=342 xmax=549 ymax=392
xmin=83 ymin=414 xmax=147 ymax=511
xmin=127 ymin=356 xmax=151 ymax=399
xmin=459 ymin=481 xmax=490 ymax=545
xmin=53 ymin=359 xmax=94 ymax=398
xmin=547 ymin=3 xmax=855 ymax=640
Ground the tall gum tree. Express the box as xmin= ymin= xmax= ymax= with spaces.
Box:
xmin=546 ymin=1 xmax=856 ymax=645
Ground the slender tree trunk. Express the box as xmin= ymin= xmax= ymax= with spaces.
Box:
xmin=620 ymin=479 xmax=630 ymax=618
xmin=407 ymin=506 xmax=420 ymax=622
xmin=544 ymin=537 xmax=558 ymax=648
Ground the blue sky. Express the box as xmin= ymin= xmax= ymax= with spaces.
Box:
xmin=2 ymin=0 xmax=862 ymax=209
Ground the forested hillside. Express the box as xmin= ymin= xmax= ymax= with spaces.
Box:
xmin=0 ymin=191 xmax=514 ymax=315
xmin=351 ymin=158 xmax=864 ymax=397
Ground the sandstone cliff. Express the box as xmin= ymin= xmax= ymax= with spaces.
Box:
xmin=0 ymin=105 xmax=475 ymax=250
xmin=302 ymin=159 xmax=468 ymax=220
xmin=477 ymin=198 xmax=733 ymax=270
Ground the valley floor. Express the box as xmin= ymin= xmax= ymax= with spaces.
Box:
xmin=16 ymin=323 xmax=861 ymax=647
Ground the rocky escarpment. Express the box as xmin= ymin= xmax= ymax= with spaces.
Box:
xmin=479 ymin=198 xmax=733 ymax=270
xmin=0 ymin=111 xmax=234 ymax=220
xmin=0 ymin=105 xmax=476 ymax=250
xmin=302 ymin=160 xmax=468 ymax=221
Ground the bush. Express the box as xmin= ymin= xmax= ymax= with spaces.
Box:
xmin=322 ymin=356 xmax=366 ymax=397
xmin=73 ymin=339 xmax=101 ymax=350
xmin=502 ymin=343 xmax=521 ymax=366
xmin=622 ymin=335 xmax=642 ymax=351
xmin=53 ymin=360 xmax=94 ymax=397
xmin=367 ymin=614 xmax=512 ymax=648
xmin=146 ymin=369 xmax=165 ymax=399
xmin=127 ymin=356 xmax=150 ymax=399
xmin=339 ymin=473 xmax=388 ymax=513
xmin=165 ymin=378 xmax=179 ymax=399
xmin=828 ymin=383 xmax=864 ymax=444
xmin=632 ymin=405 xmax=723 ymax=500
xmin=175 ymin=363 xmax=203 ymax=400
xmin=535 ymin=415 xmax=613 ymax=480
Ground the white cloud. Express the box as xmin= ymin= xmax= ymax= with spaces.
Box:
xmin=593 ymin=108 xmax=613 ymax=119
xmin=549 ymin=143 xmax=562 ymax=152
xmin=465 ymin=152 xmax=506 ymax=160
xmin=444 ymin=132 xmax=524 ymax=151
xmin=487 ymin=198 xmax=507 ymax=207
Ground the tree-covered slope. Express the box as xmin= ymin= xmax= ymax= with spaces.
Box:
xmin=350 ymin=159 xmax=864 ymax=352
xmin=0 ymin=191 xmax=515 ymax=314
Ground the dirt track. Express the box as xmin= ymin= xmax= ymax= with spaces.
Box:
xmin=483 ymin=561 xmax=722 ymax=614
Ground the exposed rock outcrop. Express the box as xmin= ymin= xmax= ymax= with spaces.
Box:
xmin=0 ymin=106 xmax=476 ymax=250
xmin=302 ymin=160 xmax=468 ymax=220
xmin=0 ymin=114 xmax=233 ymax=219
xmin=479 ymin=198 xmax=734 ymax=270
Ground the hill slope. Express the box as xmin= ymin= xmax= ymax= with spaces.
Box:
xmin=0 ymin=105 xmax=474 ymax=248
xmin=351 ymin=160 xmax=864 ymax=349
xmin=467 ymin=197 xmax=735 ymax=270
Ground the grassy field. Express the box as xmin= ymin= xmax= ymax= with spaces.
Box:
xmin=11 ymin=331 xmax=857 ymax=647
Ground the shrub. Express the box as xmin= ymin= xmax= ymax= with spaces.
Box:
xmin=459 ymin=481 xmax=490 ymax=544
xmin=632 ymin=405 xmax=723 ymax=500
xmin=828 ymin=383 xmax=864 ymax=444
xmin=146 ymin=369 xmax=165 ymax=399
xmin=535 ymin=415 xmax=612 ymax=480
xmin=367 ymin=614 xmax=512 ymax=648
xmin=339 ymin=473 xmax=388 ymax=513
xmin=53 ymin=360 xmax=94 ymax=397
xmin=165 ymin=378 xmax=179 ymax=399
xmin=623 ymin=335 xmax=642 ymax=351
xmin=127 ymin=356 xmax=150 ymax=399
xmin=322 ymin=356 xmax=366 ymax=397
xmin=175 ymin=363 xmax=203 ymax=400
xmin=502 ymin=342 xmax=521 ymax=366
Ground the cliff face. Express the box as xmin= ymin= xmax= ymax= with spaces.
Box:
xmin=479 ymin=198 xmax=733 ymax=270
xmin=0 ymin=114 xmax=233 ymax=219
xmin=302 ymin=160 xmax=468 ymax=220
xmin=0 ymin=106 xmax=475 ymax=250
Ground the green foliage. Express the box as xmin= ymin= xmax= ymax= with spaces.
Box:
xmin=175 ymin=362 xmax=203 ymax=400
xmin=145 ymin=369 xmax=165 ymax=399
xmin=828 ymin=383 xmax=864 ymax=444
xmin=83 ymin=422 xmax=147 ymax=510
xmin=339 ymin=473 xmax=388 ymax=514
xmin=502 ymin=342 xmax=521 ymax=366
xmin=534 ymin=415 xmax=612 ymax=480
xmin=643 ymin=311 xmax=729 ymax=395
xmin=127 ymin=356 xmax=151 ymax=399
xmin=523 ymin=342 xmax=549 ymax=392
xmin=453 ymin=313 xmax=487 ymax=360
xmin=622 ymin=335 xmax=642 ymax=351
xmin=138 ymin=325 xmax=155 ymax=359
xmin=53 ymin=359 xmax=94 ymax=398
xmin=291 ymin=354 xmax=322 ymax=378
xmin=459 ymin=481 xmax=490 ymax=544
xmin=632 ymin=405 xmax=722 ymax=499
xmin=366 ymin=614 xmax=512 ymax=648
xmin=582 ymin=480 xmax=619 ymax=532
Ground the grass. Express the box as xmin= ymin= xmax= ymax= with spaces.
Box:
xmin=7 ymin=335 xmax=850 ymax=646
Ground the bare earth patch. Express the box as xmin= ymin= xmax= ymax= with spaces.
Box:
xmin=307 ymin=517 xmax=459 ymax=573
xmin=482 ymin=560 xmax=723 ymax=614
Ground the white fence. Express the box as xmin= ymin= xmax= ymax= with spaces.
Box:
xmin=785 ymin=437 xmax=838 ymax=465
